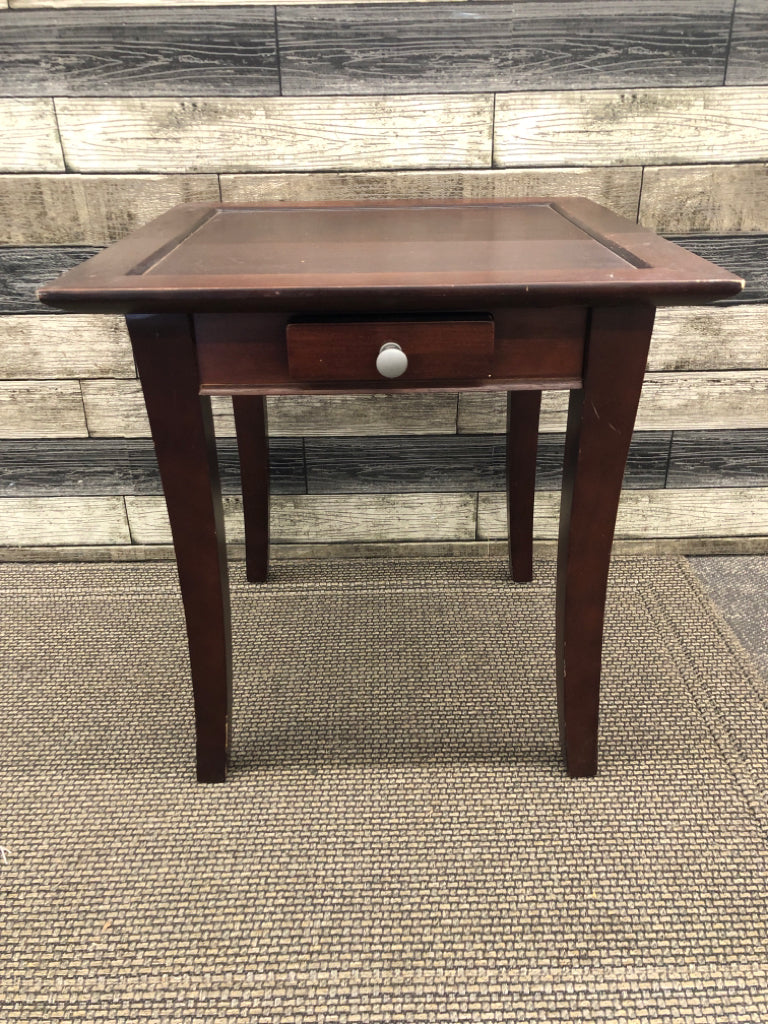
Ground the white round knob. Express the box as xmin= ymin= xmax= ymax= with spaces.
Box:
xmin=376 ymin=341 xmax=408 ymax=379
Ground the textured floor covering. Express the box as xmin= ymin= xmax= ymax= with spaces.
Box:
xmin=691 ymin=555 xmax=768 ymax=680
xmin=1 ymin=557 xmax=767 ymax=1023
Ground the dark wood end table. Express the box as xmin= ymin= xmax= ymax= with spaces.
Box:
xmin=40 ymin=198 xmax=743 ymax=782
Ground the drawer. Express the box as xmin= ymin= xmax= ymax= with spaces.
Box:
xmin=286 ymin=314 xmax=494 ymax=382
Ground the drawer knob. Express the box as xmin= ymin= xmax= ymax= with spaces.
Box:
xmin=376 ymin=342 xmax=408 ymax=379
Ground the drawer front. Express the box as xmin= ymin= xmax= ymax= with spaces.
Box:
xmin=286 ymin=315 xmax=494 ymax=382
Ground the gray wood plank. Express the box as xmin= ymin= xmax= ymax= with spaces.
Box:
xmin=0 ymin=380 xmax=88 ymax=438
xmin=640 ymin=164 xmax=768 ymax=233
xmin=0 ymin=437 xmax=305 ymax=495
xmin=494 ymin=87 xmax=768 ymax=166
xmin=0 ymin=314 xmax=134 ymax=379
xmin=477 ymin=487 xmax=768 ymax=540
xmin=0 ymin=98 xmax=64 ymax=172
xmin=668 ymin=233 xmax=768 ymax=304
xmin=221 ymin=166 xmax=643 ymax=220
xmin=127 ymin=437 xmax=306 ymax=495
xmin=0 ymin=245 xmax=101 ymax=314
xmin=667 ymin=429 xmax=768 ymax=488
xmin=458 ymin=371 xmax=768 ymax=434
xmin=727 ymin=0 xmax=768 ymax=85
xmin=278 ymin=1 xmax=730 ymax=95
xmin=0 ymin=438 xmax=132 ymax=495
xmin=305 ymin=432 xmax=669 ymax=493
xmin=0 ymin=495 xmax=130 ymax=545
xmin=0 ymin=9 xmax=278 ymax=96
xmin=0 ymin=173 xmax=220 ymax=245
xmin=55 ymin=95 xmax=493 ymax=173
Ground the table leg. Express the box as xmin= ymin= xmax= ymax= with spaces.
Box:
xmin=506 ymin=390 xmax=541 ymax=582
xmin=126 ymin=313 xmax=232 ymax=783
xmin=556 ymin=305 xmax=655 ymax=777
xmin=233 ymin=396 xmax=270 ymax=583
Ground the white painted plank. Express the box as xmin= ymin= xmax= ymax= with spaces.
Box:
xmin=82 ymin=383 xmax=459 ymax=438
xmin=0 ymin=381 xmax=87 ymax=438
xmin=639 ymin=163 xmax=768 ymax=233
xmin=0 ymin=99 xmax=64 ymax=172
xmin=221 ymin=166 xmax=643 ymax=221
xmin=650 ymin=306 xmax=768 ymax=371
xmin=478 ymin=488 xmax=768 ymax=540
xmin=494 ymin=87 xmax=768 ymax=166
xmin=126 ymin=492 xmax=476 ymax=545
xmin=0 ymin=173 xmax=220 ymax=245
xmin=0 ymin=496 xmax=130 ymax=545
xmin=55 ymin=96 xmax=493 ymax=174
xmin=268 ymin=394 xmax=459 ymax=437
xmin=0 ymin=315 xmax=134 ymax=379
xmin=459 ymin=372 xmax=768 ymax=433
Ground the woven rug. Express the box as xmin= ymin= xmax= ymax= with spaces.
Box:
xmin=1 ymin=557 xmax=767 ymax=1023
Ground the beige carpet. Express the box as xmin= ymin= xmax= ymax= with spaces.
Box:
xmin=1 ymin=557 xmax=767 ymax=1022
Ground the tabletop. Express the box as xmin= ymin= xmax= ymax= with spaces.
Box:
xmin=37 ymin=197 xmax=744 ymax=314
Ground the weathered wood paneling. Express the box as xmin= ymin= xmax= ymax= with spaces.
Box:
xmin=0 ymin=437 xmax=305 ymax=495
xmin=727 ymin=0 xmax=768 ymax=86
xmin=669 ymin=234 xmax=768 ymax=305
xmin=277 ymin=2 xmax=730 ymax=94
xmin=639 ymin=164 xmax=768 ymax=233
xmin=0 ymin=9 xmax=279 ymax=96
xmin=55 ymin=96 xmax=493 ymax=173
xmin=0 ymin=381 xmax=87 ymax=438
xmin=126 ymin=492 xmax=477 ymax=544
xmin=0 ymin=98 xmax=64 ymax=172
xmin=650 ymin=306 xmax=768 ymax=371
xmin=477 ymin=488 xmax=768 ymax=540
xmin=304 ymin=432 xmax=670 ymax=493
xmin=0 ymin=246 xmax=100 ymax=314
xmin=667 ymin=429 xmax=768 ymax=488
xmin=11 ymin=0 xmax=461 ymax=5
xmin=221 ymin=166 xmax=643 ymax=220
xmin=0 ymin=174 xmax=219 ymax=245
xmin=494 ymin=87 xmax=768 ymax=167
xmin=458 ymin=372 xmax=768 ymax=433
xmin=0 ymin=314 xmax=133 ymax=379
xmin=0 ymin=438 xmax=132 ymax=495
xmin=80 ymin=383 xmax=460 ymax=439
xmin=0 ymin=496 xmax=130 ymax=545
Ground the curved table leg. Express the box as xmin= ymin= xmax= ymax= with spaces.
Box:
xmin=506 ymin=390 xmax=541 ymax=582
xmin=557 ymin=305 xmax=655 ymax=777
xmin=127 ymin=313 xmax=232 ymax=783
xmin=233 ymin=395 xmax=270 ymax=583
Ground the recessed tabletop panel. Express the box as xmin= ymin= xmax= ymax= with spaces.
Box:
xmin=145 ymin=204 xmax=633 ymax=278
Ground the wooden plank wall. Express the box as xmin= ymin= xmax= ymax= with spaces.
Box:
xmin=1 ymin=0 xmax=768 ymax=556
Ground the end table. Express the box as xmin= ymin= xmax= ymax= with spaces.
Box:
xmin=39 ymin=198 xmax=743 ymax=781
